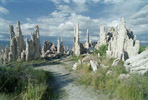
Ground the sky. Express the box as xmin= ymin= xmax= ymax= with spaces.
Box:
xmin=0 ymin=0 xmax=148 ymax=44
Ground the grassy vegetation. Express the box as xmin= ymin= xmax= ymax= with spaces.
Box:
xmin=93 ymin=44 xmax=108 ymax=56
xmin=77 ymin=58 xmax=148 ymax=100
xmin=69 ymin=55 xmax=80 ymax=62
xmin=76 ymin=45 xmax=148 ymax=100
xmin=0 ymin=64 xmax=57 ymax=100
xmin=0 ymin=46 xmax=2 ymax=51
xmin=139 ymin=45 xmax=146 ymax=54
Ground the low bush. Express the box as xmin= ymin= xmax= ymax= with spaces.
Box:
xmin=69 ymin=55 xmax=80 ymax=62
xmin=77 ymin=57 xmax=148 ymax=100
xmin=0 ymin=64 xmax=55 ymax=100
xmin=93 ymin=44 xmax=108 ymax=56
xmin=116 ymin=75 xmax=148 ymax=100
xmin=139 ymin=45 xmax=146 ymax=54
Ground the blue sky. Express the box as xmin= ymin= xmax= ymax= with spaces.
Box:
xmin=0 ymin=0 xmax=148 ymax=44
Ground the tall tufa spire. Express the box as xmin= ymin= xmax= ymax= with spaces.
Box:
xmin=16 ymin=21 xmax=22 ymax=37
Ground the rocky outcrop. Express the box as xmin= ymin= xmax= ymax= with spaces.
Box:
xmin=57 ymin=37 xmax=64 ymax=54
xmin=112 ymin=58 xmax=120 ymax=67
xmin=0 ymin=21 xmax=41 ymax=64
xmin=118 ymin=74 xmax=130 ymax=80
xmin=95 ymin=25 xmax=107 ymax=49
xmin=73 ymin=63 xmax=78 ymax=70
xmin=73 ymin=23 xmax=81 ymax=56
xmin=26 ymin=25 xmax=41 ymax=61
xmin=106 ymin=18 xmax=140 ymax=61
xmin=41 ymin=40 xmax=57 ymax=58
xmin=90 ymin=60 xmax=98 ymax=72
xmin=124 ymin=49 xmax=148 ymax=75
xmin=16 ymin=21 xmax=25 ymax=59
xmin=85 ymin=29 xmax=89 ymax=49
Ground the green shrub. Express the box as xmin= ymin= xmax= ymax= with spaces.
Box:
xmin=116 ymin=75 xmax=148 ymax=100
xmin=77 ymin=57 xmax=148 ymax=100
xmin=0 ymin=46 xmax=2 ymax=51
xmin=139 ymin=45 xmax=146 ymax=54
xmin=69 ymin=55 xmax=80 ymax=62
xmin=0 ymin=64 xmax=55 ymax=100
xmin=94 ymin=44 xmax=108 ymax=56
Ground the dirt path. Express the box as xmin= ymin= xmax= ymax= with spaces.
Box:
xmin=35 ymin=59 xmax=109 ymax=100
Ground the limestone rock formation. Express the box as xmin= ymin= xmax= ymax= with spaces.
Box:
xmin=106 ymin=18 xmax=140 ymax=61
xmin=124 ymin=49 xmax=148 ymax=75
xmin=16 ymin=21 xmax=25 ymax=59
xmin=0 ymin=21 xmax=41 ymax=64
xmin=82 ymin=54 xmax=98 ymax=64
xmin=73 ymin=23 xmax=81 ymax=56
xmin=73 ymin=63 xmax=78 ymax=70
xmin=26 ymin=26 xmax=41 ymax=61
xmin=90 ymin=60 xmax=98 ymax=72
xmin=85 ymin=29 xmax=89 ymax=49
xmin=112 ymin=58 xmax=120 ymax=67
xmin=95 ymin=25 xmax=107 ymax=49
xmin=57 ymin=38 xmax=64 ymax=54
xmin=3 ymin=46 xmax=10 ymax=64
xmin=118 ymin=74 xmax=130 ymax=80
xmin=41 ymin=40 xmax=57 ymax=58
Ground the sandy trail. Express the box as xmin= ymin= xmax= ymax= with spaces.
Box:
xmin=35 ymin=59 xmax=109 ymax=100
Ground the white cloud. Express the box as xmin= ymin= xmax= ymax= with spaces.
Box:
xmin=0 ymin=18 xmax=11 ymax=33
xmin=127 ymin=4 xmax=148 ymax=35
xmin=0 ymin=0 xmax=148 ymax=43
xmin=0 ymin=0 xmax=16 ymax=4
xmin=1 ymin=0 xmax=6 ymax=4
xmin=26 ymin=18 xmax=32 ymax=22
xmin=0 ymin=6 xmax=9 ymax=14
xmin=0 ymin=35 xmax=4 ymax=38
xmin=103 ymin=0 xmax=125 ymax=4
xmin=63 ymin=0 xmax=70 ymax=3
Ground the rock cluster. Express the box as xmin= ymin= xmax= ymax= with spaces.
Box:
xmin=85 ymin=29 xmax=89 ymax=49
xmin=73 ymin=23 xmax=91 ymax=56
xmin=124 ymin=49 xmax=148 ymax=75
xmin=95 ymin=25 xmax=107 ymax=49
xmin=106 ymin=18 xmax=140 ymax=61
xmin=96 ymin=18 xmax=140 ymax=61
xmin=0 ymin=21 xmax=41 ymax=64
xmin=26 ymin=25 xmax=41 ymax=61
xmin=57 ymin=37 xmax=64 ymax=54
xmin=73 ymin=23 xmax=81 ymax=56
xmin=41 ymin=40 xmax=57 ymax=58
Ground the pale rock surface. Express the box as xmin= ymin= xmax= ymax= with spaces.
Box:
xmin=95 ymin=25 xmax=107 ymax=49
xmin=85 ymin=29 xmax=89 ymax=49
xmin=124 ymin=49 xmax=148 ymax=75
xmin=41 ymin=40 xmax=57 ymax=58
xmin=90 ymin=60 xmax=98 ymax=72
xmin=73 ymin=23 xmax=81 ymax=56
xmin=3 ymin=46 xmax=10 ymax=64
xmin=112 ymin=58 xmax=120 ymax=67
xmin=73 ymin=63 xmax=78 ymax=70
xmin=98 ymin=53 xmax=100 ymax=58
xmin=82 ymin=54 xmax=98 ymax=63
xmin=21 ymin=50 xmax=26 ymax=61
xmin=118 ymin=74 xmax=130 ymax=80
xmin=57 ymin=37 xmax=64 ymax=54
xmin=106 ymin=18 xmax=140 ymax=61
xmin=26 ymin=25 xmax=41 ymax=61
xmin=15 ymin=21 xmax=25 ymax=59
xmin=100 ymin=64 xmax=109 ymax=68
xmin=106 ymin=70 xmax=113 ymax=75
xmin=0 ymin=21 xmax=41 ymax=63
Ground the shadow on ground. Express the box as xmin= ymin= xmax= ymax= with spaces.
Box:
xmin=37 ymin=63 xmax=75 ymax=100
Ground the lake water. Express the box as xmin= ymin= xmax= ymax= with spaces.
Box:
xmin=0 ymin=38 xmax=148 ymax=49
xmin=0 ymin=36 xmax=74 ymax=49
